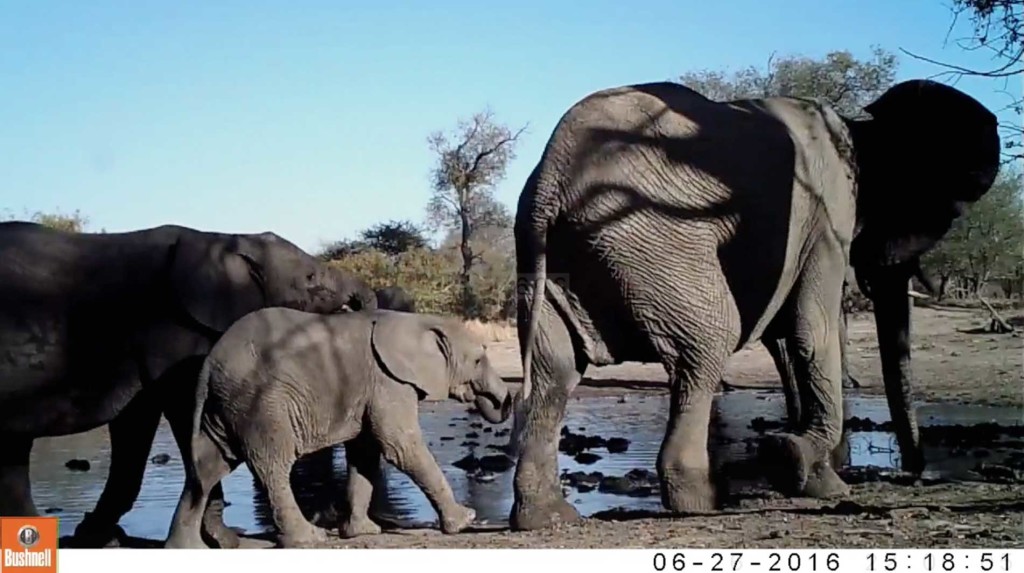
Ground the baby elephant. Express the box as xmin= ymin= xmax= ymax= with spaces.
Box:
xmin=163 ymin=308 xmax=513 ymax=549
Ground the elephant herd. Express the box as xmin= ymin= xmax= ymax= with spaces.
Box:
xmin=0 ymin=77 xmax=1003 ymax=546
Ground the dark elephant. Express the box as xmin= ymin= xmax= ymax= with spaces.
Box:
xmin=507 ymin=79 xmax=1000 ymax=530
xmin=375 ymin=285 xmax=417 ymax=313
xmin=0 ymin=222 xmax=377 ymax=546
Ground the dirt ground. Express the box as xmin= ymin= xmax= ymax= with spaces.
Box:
xmin=286 ymin=305 xmax=1023 ymax=549
xmin=483 ymin=304 xmax=1024 ymax=408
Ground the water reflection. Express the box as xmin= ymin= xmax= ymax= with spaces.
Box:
xmin=28 ymin=390 xmax=1023 ymax=542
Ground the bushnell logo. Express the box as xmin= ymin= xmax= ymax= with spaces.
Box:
xmin=1 ymin=517 xmax=57 ymax=572
xmin=17 ymin=525 xmax=40 ymax=549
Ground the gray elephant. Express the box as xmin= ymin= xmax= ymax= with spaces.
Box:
xmin=376 ymin=285 xmax=417 ymax=312
xmin=0 ymin=221 xmax=377 ymax=547
xmin=163 ymin=308 xmax=512 ymax=548
xmin=507 ymin=78 xmax=1001 ymax=530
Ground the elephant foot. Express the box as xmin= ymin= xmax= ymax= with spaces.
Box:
xmin=440 ymin=505 xmax=476 ymax=534
xmin=200 ymin=498 xmax=240 ymax=549
xmin=510 ymin=496 xmax=581 ymax=531
xmin=899 ymin=446 xmax=926 ymax=476
xmin=658 ymin=465 xmax=718 ymax=514
xmin=338 ymin=516 xmax=382 ymax=539
xmin=70 ymin=513 xmax=127 ymax=548
xmin=201 ymin=521 xmax=241 ymax=549
xmin=760 ymin=433 xmax=851 ymax=499
xmin=278 ymin=525 xmax=329 ymax=549
xmin=164 ymin=533 xmax=209 ymax=550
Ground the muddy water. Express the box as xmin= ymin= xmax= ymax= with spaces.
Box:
xmin=29 ymin=390 xmax=1023 ymax=541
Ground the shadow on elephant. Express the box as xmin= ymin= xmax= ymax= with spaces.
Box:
xmin=506 ymin=79 xmax=1001 ymax=531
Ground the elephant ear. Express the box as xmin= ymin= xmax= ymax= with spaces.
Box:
xmin=370 ymin=312 xmax=451 ymax=401
xmin=170 ymin=236 xmax=268 ymax=333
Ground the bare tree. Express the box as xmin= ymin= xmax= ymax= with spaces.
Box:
xmin=426 ymin=109 xmax=526 ymax=317
xmin=901 ymin=0 xmax=1023 ymax=161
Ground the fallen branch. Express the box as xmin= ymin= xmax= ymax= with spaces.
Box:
xmin=978 ymin=295 xmax=1015 ymax=333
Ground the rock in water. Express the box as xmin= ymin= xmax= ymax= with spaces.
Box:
xmin=65 ymin=459 xmax=90 ymax=472
xmin=150 ymin=453 xmax=171 ymax=465
xmin=606 ymin=437 xmax=630 ymax=454
xmin=479 ymin=455 xmax=515 ymax=473
xmin=574 ymin=452 xmax=603 ymax=465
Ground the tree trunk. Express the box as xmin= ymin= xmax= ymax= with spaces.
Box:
xmin=458 ymin=206 xmax=476 ymax=318
xmin=938 ymin=274 xmax=950 ymax=301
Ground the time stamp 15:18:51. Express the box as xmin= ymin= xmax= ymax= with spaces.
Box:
xmin=649 ymin=550 xmax=1016 ymax=572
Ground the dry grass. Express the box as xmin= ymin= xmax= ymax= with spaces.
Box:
xmin=462 ymin=318 xmax=517 ymax=342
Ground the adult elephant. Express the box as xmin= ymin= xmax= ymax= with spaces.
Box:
xmin=508 ymin=79 xmax=1000 ymax=530
xmin=375 ymin=285 xmax=417 ymax=313
xmin=0 ymin=222 xmax=378 ymax=547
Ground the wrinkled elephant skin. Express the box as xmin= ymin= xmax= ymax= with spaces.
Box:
xmin=508 ymin=79 xmax=1001 ymax=530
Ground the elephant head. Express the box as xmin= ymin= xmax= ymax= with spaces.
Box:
xmin=845 ymin=79 xmax=1002 ymax=473
xmin=325 ymin=265 xmax=379 ymax=312
xmin=370 ymin=311 xmax=513 ymax=424
xmin=169 ymin=230 xmax=366 ymax=334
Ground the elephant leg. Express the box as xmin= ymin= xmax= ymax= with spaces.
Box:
xmin=338 ymin=432 xmax=383 ymax=538
xmin=248 ymin=451 xmax=327 ymax=548
xmin=655 ymin=287 xmax=739 ymax=514
xmin=509 ymin=296 xmax=586 ymax=531
xmin=765 ymin=338 xmax=801 ymax=430
xmin=760 ymin=252 xmax=850 ymax=500
xmin=160 ymin=362 xmax=239 ymax=549
xmin=72 ymin=390 xmax=161 ymax=547
xmin=165 ymin=430 xmax=236 ymax=549
xmin=839 ymin=309 xmax=860 ymax=389
xmin=377 ymin=416 xmax=475 ymax=535
xmin=0 ymin=437 xmax=38 ymax=517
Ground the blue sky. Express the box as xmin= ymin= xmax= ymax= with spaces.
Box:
xmin=1 ymin=0 xmax=1020 ymax=253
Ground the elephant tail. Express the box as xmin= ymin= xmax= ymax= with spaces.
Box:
xmin=509 ymin=204 xmax=552 ymax=457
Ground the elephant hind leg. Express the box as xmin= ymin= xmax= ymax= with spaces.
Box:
xmin=165 ymin=430 xmax=236 ymax=549
xmin=246 ymin=445 xmax=326 ymax=548
xmin=0 ymin=437 xmax=37 ymax=517
xmin=509 ymin=293 xmax=587 ymax=531
xmin=653 ymin=279 xmax=741 ymax=514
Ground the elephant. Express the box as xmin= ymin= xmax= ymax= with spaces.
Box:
xmin=163 ymin=308 xmax=512 ymax=548
xmin=375 ymin=285 xmax=417 ymax=313
xmin=0 ymin=221 xmax=378 ymax=547
xmin=507 ymin=78 xmax=1001 ymax=530
xmin=771 ymin=257 xmax=940 ymax=428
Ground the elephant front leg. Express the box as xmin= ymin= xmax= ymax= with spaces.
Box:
xmin=509 ymin=302 xmax=585 ymax=531
xmin=0 ymin=437 xmax=38 ymax=517
xmin=338 ymin=432 xmax=383 ymax=538
xmin=760 ymin=256 xmax=851 ymax=500
xmin=765 ymin=338 xmax=802 ymax=430
xmin=72 ymin=391 xmax=162 ymax=548
xmin=377 ymin=419 xmax=475 ymax=534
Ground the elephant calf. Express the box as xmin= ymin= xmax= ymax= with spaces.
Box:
xmin=164 ymin=308 xmax=513 ymax=548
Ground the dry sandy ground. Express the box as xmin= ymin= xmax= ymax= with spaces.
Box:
xmin=481 ymin=304 xmax=1023 ymax=408
xmin=241 ymin=305 xmax=1018 ymax=550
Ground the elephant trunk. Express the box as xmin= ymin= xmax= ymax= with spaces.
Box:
xmin=473 ymin=372 xmax=512 ymax=424
xmin=870 ymin=267 xmax=925 ymax=474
